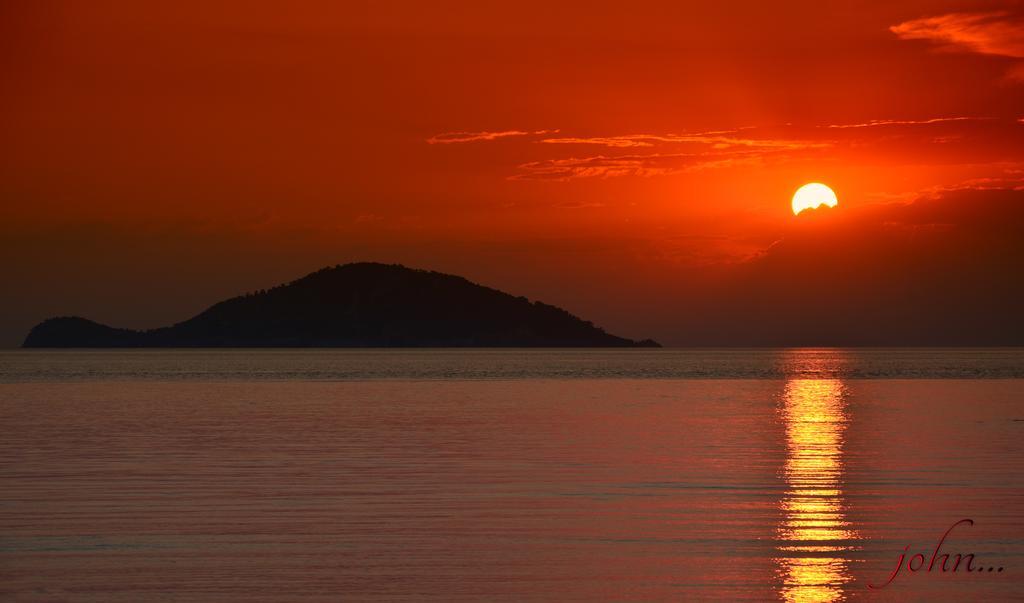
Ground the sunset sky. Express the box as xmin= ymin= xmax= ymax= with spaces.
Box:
xmin=3 ymin=1 xmax=1024 ymax=346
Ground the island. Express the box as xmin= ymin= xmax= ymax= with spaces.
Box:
xmin=23 ymin=263 xmax=660 ymax=348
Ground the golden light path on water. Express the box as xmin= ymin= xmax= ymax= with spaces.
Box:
xmin=775 ymin=378 xmax=860 ymax=602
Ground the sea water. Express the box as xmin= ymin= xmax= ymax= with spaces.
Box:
xmin=1 ymin=349 xmax=1022 ymax=600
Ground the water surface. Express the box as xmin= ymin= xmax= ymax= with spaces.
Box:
xmin=1 ymin=349 xmax=1022 ymax=600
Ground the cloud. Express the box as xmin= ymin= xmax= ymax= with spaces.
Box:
xmin=825 ymin=116 xmax=984 ymax=129
xmin=671 ymin=187 xmax=1024 ymax=345
xmin=513 ymin=153 xmax=692 ymax=180
xmin=509 ymin=129 xmax=831 ymax=179
xmin=812 ymin=116 xmax=1024 ymax=167
xmin=538 ymin=130 xmax=743 ymax=148
xmin=926 ymin=171 xmax=1024 ymax=192
xmin=540 ymin=132 xmax=828 ymax=151
xmin=540 ymin=136 xmax=658 ymax=148
xmin=426 ymin=129 xmax=557 ymax=144
xmin=891 ymin=11 xmax=1024 ymax=57
xmin=511 ymin=151 xmax=782 ymax=180
xmin=891 ymin=11 xmax=1024 ymax=80
xmin=429 ymin=118 xmax=1024 ymax=180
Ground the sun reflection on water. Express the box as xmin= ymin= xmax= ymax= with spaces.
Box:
xmin=775 ymin=378 xmax=859 ymax=602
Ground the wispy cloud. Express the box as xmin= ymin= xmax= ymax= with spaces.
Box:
xmin=826 ymin=116 xmax=984 ymax=129
xmin=539 ymin=132 xmax=827 ymax=151
xmin=514 ymin=130 xmax=829 ymax=178
xmin=513 ymin=153 xmax=691 ymax=180
xmin=891 ymin=11 xmax=1024 ymax=80
xmin=540 ymin=136 xmax=658 ymax=148
xmin=927 ymin=169 xmax=1024 ymax=193
xmin=539 ymin=130 xmax=743 ymax=148
xmin=426 ymin=129 xmax=556 ymax=144
xmin=512 ymin=151 xmax=780 ymax=181
xmin=428 ymin=117 xmax=1023 ymax=181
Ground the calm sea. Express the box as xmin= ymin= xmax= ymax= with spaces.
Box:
xmin=1 ymin=349 xmax=1022 ymax=601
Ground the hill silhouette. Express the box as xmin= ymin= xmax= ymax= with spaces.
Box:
xmin=23 ymin=263 xmax=659 ymax=348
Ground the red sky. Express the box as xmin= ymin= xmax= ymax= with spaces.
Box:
xmin=2 ymin=1 xmax=1024 ymax=345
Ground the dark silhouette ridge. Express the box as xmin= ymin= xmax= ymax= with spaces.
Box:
xmin=23 ymin=263 xmax=660 ymax=348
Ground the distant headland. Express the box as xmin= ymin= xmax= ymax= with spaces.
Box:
xmin=23 ymin=263 xmax=660 ymax=348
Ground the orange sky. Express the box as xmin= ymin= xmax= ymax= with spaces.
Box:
xmin=2 ymin=1 xmax=1024 ymax=345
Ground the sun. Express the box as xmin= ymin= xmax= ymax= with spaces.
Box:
xmin=792 ymin=183 xmax=838 ymax=215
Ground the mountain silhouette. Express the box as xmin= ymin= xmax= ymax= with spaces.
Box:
xmin=23 ymin=263 xmax=659 ymax=348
